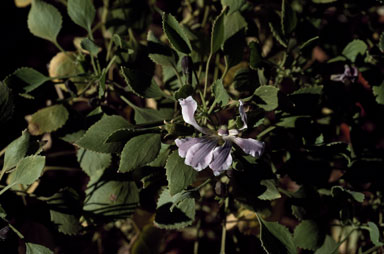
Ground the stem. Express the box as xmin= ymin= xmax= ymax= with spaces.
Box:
xmin=189 ymin=178 xmax=212 ymax=192
xmin=331 ymin=228 xmax=357 ymax=254
xmin=199 ymin=90 xmax=207 ymax=107
xmin=54 ymin=41 xmax=74 ymax=60
xmin=90 ymin=55 xmax=99 ymax=75
xmin=8 ymin=224 xmax=24 ymax=239
xmin=362 ymin=245 xmax=383 ymax=254
xmin=0 ymin=146 xmax=6 ymax=157
xmin=207 ymin=100 xmax=217 ymax=115
xmin=203 ymin=53 xmax=213 ymax=99
xmin=221 ymin=56 xmax=229 ymax=81
xmin=44 ymin=166 xmax=80 ymax=172
xmin=101 ymin=0 xmax=110 ymax=50
xmin=105 ymin=55 xmax=117 ymax=72
xmin=172 ymin=64 xmax=184 ymax=87
xmin=213 ymin=54 xmax=220 ymax=82
xmin=106 ymin=39 xmax=114 ymax=61
xmin=257 ymin=126 xmax=276 ymax=139
xmin=220 ymin=197 xmax=229 ymax=254
xmin=193 ymin=219 xmax=201 ymax=254
xmin=201 ymin=6 xmax=210 ymax=28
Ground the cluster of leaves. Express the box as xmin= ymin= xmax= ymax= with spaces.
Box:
xmin=1 ymin=0 xmax=384 ymax=253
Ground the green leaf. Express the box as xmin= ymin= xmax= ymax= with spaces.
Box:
xmin=60 ymin=130 xmax=86 ymax=144
xmin=148 ymin=144 xmax=171 ymax=168
xmin=211 ymin=8 xmax=226 ymax=54
xmin=373 ymin=82 xmax=384 ymax=105
xmin=224 ymin=11 xmax=247 ymax=42
xmin=281 ymin=0 xmax=297 ymax=35
xmin=258 ymin=179 xmax=281 ymax=200
xmin=327 ymin=55 xmax=347 ymax=63
xmin=147 ymin=30 xmax=176 ymax=67
xmin=342 ymin=39 xmax=367 ymax=62
xmin=120 ymin=67 xmax=164 ymax=99
xmin=67 ymin=0 xmax=96 ymax=33
xmin=80 ymin=38 xmax=99 ymax=56
xmin=254 ymin=86 xmax=279 ymax=111
xmin=276 ymin=116 xmax=310 ymax=128
xmin=165 ymin=151 xmax=197 ymax=196
xmin=77 ymin=148 xmax=112 ymax=178
xmin=366 ymin=222 xmax=383 ymax=246
xmin=2 ymin=130 xmax=30 ymax=172
xmin=84 ymin=179 xmax=139 ymax=218
xmin=291 ymin=85 xmax=323 ymax=95
xmin=249 ymin=41 xmax=263 ymax=69
xmin=331 ymin=186 xmax=365 ymax=203
xmin=1 ymin=155 xmax=46 ymax=195
xmin=259 ymin=218 xmax=297 ymax=254
xmin=76 ymin=115 xmax=131 ymax=153
xmin=314 ymin=235 xmax=338 ymax=254
xmin=162 ymin=13 xmax=192 ymax=54
xmin=10 ymin=67 xmax=50 ymax=93
xmin=155 ymin=188 xmax=195 ymax=229
xmin=212 ymin=79 xmax=230 ymax=106
xmin=293 ymin=220 xmax=322 ymax=250
xmin=119 ymin=134 xmax=161 ymax=173
xmin=221 ymin=0 xmax=246 ymax=14
xmin=28 ymin=0 xmax=62 ymax=43
xmin=50 ymin=211 xmax=81 ymax=235
xmin=128 ymin=103 xmax=173 ymax=125
xmin=312 ymin=0 xmax=337 ymax=3
xmin=104 ymin=128 xmax=136 ymax=143
xmin=47 ymin=189 xmax=81 ymax=235
xmin=12 ymin=155 xmax=45 ymax=185
xmin=0 ymin=81 xmax=14 ymax=124
xmin=379 ymin=32 xmax=384 ymax=52
xmin=29 ymin=104 xmax=69 ymax=135
xmin=269 ymin=22 xmax=287 ymax=48
xmin=26 ymin=242 xmax=53 ymax=254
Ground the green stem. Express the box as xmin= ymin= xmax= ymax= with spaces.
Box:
xmin=8 ymin=224 xmax=24 ymax=239
xmin=105 ymin=55 xmax=117 ymax=72
xmin=220 ymin=197 xmax=229 ymax=254
xmin=0 ymin=183 xmax=16 ymax=196
xmin=90 ymin=55 xmax=99 ymax=75
xmin=172 ymin=64 xmax=184 ymax=87
xmin=213 ymin=54 xmax=220 ymax=82
xmin=257 ymin=126 xmax=276 ymax=139
xmin=221 ymin=56 xmax=229 ymax=81
xmin=331 ymin=228 xmax=357 ymax=254
xmin=362 ymin=245 xmax=383 ymax=254
xmin=201 ymin=6 xmax=210 ymax=28
xmin=194 ymin=219 xmax=201 ymax=254
xmin=44 ymin=166 xmax=80 ymax=172
xmin=189 ymin=178 xmax=212 ymax=192
xmin=203 ymin=53 xmax=213 ymax=99
xmin=207 ymin=100 xmax=217 ymax=115
xmin=54 ymin=41 xmax=74 ymax=60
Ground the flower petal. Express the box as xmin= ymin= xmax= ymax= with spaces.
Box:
xmin=185 ymin=139 xmax=217 ymax=171
xmin=179 ymin=96 xmax=206 ymax=133
xmin=239 ymin=100 xmax=248 ymax=130
xmin=209 ymin=141 xmax=233 ymax=176
xmin=175 ymin=137 xmax=204 ymax=158
xmin=232 ymin=137 xmax=265 ymax=157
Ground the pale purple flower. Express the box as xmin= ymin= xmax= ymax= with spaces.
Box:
xmin=330 ymin=65 xmax=358 ymax=83
xmin=175 ymin=96 xmax=265 ymax=176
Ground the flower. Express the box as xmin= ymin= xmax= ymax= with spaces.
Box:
xmin=175 ymin=96 xmax=265 ymax=176
xmin=330 ymin=65 xmax=358 ymax=84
